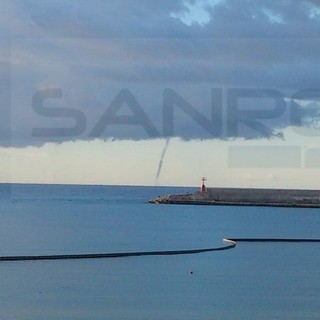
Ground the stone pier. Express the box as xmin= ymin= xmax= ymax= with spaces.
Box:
xmin=149 ymin=188 xmax=320 ymax=208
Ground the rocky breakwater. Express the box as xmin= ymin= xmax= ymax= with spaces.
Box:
xmin=149 ymin=191 xmax=216 ymax=205
xmin=149 ymin=188 xmax=320 ymax=208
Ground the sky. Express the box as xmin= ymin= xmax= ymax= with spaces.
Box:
xmin=1 ymin=0 xmax=320 ymax=187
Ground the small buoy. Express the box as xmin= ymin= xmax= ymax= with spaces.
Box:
xmin=189 ymin=269 xmax=193 ymax=275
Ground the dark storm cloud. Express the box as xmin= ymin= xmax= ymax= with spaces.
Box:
xmin=25 ymin=0 xmax=320 ymax=38
xmin=27 ymin=0 xmax=188 ymax=38
xmin=0 ymin=61 xmax=11 ymax=146
xmin=2 ymin=0 xmax=320 ymax=146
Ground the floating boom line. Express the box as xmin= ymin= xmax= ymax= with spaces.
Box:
xmin=0 ymin=238 xmax=319 ymax=262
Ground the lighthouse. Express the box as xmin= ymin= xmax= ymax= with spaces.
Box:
xmin=200 ymin=177 xmax=207 ymax=193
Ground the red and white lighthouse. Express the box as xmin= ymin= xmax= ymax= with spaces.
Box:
xmin=200 ymin=177 xmax=207 ymax=192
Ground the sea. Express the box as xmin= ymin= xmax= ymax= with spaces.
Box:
xmin=0 ymin=183 xmax=319 ymax=320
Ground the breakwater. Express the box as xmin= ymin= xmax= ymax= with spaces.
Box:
xmin=149 ymin=187 xmax=320 ymax=208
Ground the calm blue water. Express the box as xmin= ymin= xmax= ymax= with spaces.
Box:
xmin=0 ymin=183 xmax=320 ymax=320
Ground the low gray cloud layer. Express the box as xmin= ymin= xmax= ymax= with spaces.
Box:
xmin=1 ymin=0 xmax=320 ymax=146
